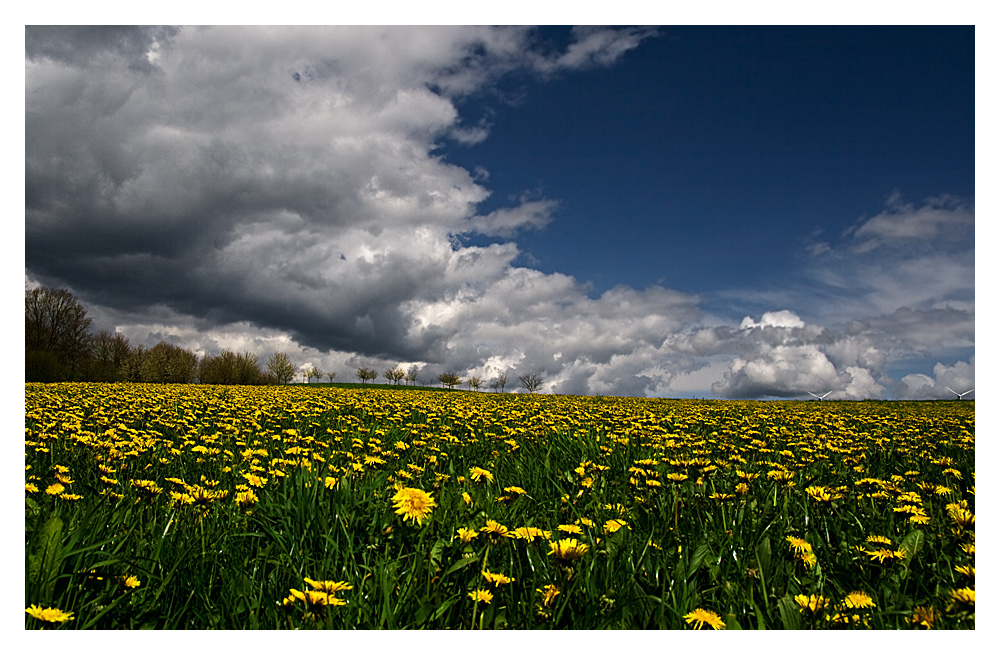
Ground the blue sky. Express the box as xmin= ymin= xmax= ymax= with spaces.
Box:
xmin=24 ymin=24 xmax=976 ymax=399
xmin=449 ymin=26 xmax=974 ymax=301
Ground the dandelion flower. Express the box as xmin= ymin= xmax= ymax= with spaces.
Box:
xmin=683 ymin=608 xmax=725 ymax=630
xmin=954 ymin=564 xmax=975 ymax=579
xmin=548 ymin=538 xmax=589 ymax=561
xmin=469 ymin=467 xmax=494 ymax=483
xmin=456 ymin=527 xmax=478 ymax=543
xmin=947 ymin=506 xmax=975 ymax=529
xmin=235 ymin=489 xmax=259 ymax=508
xmin=25 ymin=604 xmax=74 ymax=623
xmin=537 ymin=584 xmax=561 ymax=607
xmin=866 ymin=548 xmax=904 ymax=564
xmin=558 ymin=523 xmax=583 ymax=535
xmin=511 ymin=526 xmax=551 ymax=541
xmin=604 ymin=519 xmax=628 ymax=534
xmin=786 ymin=536 xmax=812 ymax=555
xmin=479 ymin=519 xmax=513 ymax=543
xmin=391 ymin=487 xmax=436 ymax=526
xmin=948 ymin=587 xmax=975 ymax=610
xmin=911 ymin=605 xmax=935 ymax=629
xmin=122 ymin=575 xmax=142 ymax=589
xmin=842 ymin=591 xmax=875 ymax=609
xmin=806 ymin=486 xmax=842 ymax=503
xmin=482 ymin=570 xmax=514 ymax=586
xmin=304 ymin=578 xmax=353 ymax=594
xmin=468 ymin=589 xmax=493 ymax=604
xmin=794 ymin=594 xmax=828 ymax=613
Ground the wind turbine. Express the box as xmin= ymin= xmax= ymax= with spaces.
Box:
xmin=807 ymin=391 xmax=832 ymax=401
xmin=945 ymin=387 xmax=974 ymax=400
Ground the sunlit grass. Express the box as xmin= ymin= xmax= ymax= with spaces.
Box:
xmin=25 ymin=383 xmax=974 ymax=629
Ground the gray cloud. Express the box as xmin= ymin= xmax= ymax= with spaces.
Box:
xmin=25 ymin=27 xmax=972 ymax=399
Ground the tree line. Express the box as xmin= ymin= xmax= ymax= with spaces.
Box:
xmin=26 ymin=287 xmax=297 ymax=385
xmin=25 ymin=286 xmax=544 ymax=392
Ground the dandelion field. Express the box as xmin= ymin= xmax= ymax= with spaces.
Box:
xmin=25 ymin=383 xmax=975 ymax=629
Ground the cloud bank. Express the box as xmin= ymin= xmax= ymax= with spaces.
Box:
xmin=25 ymin=26 xmax=973 ymax=398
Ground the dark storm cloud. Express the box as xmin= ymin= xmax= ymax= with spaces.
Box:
xmin=25 ymin=26 xmax=662 ymax=365
xmin=26 ymin=25 xmax=179 ymax=72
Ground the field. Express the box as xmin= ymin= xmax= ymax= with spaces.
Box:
xmin=25 ymin=383 xmax=975 ymax=629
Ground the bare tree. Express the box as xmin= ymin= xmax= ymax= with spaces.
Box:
xmin=490 ymin=373 xmax=509 ymax=393
xmin=384 ymin=366 xmax=406 ymax=385
xmin=518 ymin=372 xmax=543 ymax=393
xmin=438 ymin=372 xmax=461 ymax=389
xmin=356 ymin=367 xmax=377 ymax=384
xmin=326 ymin=371 xmax=337 ymax=382
xmin=142 ymin=341 xmax=198 ymax=383
xmin=468 ymin=376 xmax=481 ymax=391
xmin=267 ymin=352 xmax=296 ymax=384
xmin=90 ymin=330 xmax=131 ymax=381
xmin=406 ymin=366 xmax=420 ymax=385
xmin=307 ymin=367 xmax=323 ymax=383
xmin=25 ymin=287 xmax=93 ymax=380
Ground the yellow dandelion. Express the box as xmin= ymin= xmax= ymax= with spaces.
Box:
xmin=537 ymin=584 xmax=561 ymax=607
xmin=842 ymin=591 xmax=875 ymax=609
xmin=235 ymin=489 xmax=259 ymax=508
xmin=480 ymin=519 xmax=513 ymax=540
xmin=469 ymin=467 xmax=494 ymax=483
xmin=954 ymin=564 xmax=975 ymax=579
xmin=482 ymin=570 xmax=514 ymax=586
xmin=866 ymin=548 xmax=904 ymax=564
xmin=912 ymin=605 xmax=935 ymax=629
xmin=794 ymin=594 xmax=828 ymax=613
xmin=548 ymin=538 xmax=589 ymax=561
xmin=25 ymin=604 xmax=74 ymax=623
xmin=391 ymin=487 xmax=436 ymax=526
xmin=468 ymin=588 xmax=493 ymax=604
xmin=511 ymin=526 xmax=551 ymax=541
xmin=604 ymin=519 xmax=628 ymax=534
xmin=948 ymin=587 xmax=975 ymax=610
xmin=805 ymin=486 xmax=838 ymax=502
xmin=683 ymin=608 xmax=725 ymax=630
xmin=304 ymin=578 xmax=353 ymax=594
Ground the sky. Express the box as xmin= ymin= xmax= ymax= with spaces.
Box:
xmin=23 ymin=23 xmax=977 ymax=399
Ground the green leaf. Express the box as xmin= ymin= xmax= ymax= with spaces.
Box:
xmin=777 ymin=594 xmax=801 ymax=630
xmin=725 ymin=612 xmax=742 ymax=630
xmin=429 ymin=538 xmax=446 ymax=569
xmin=441 ymin=554 xmax=480 ymax=579
xmin=755 ymin=536 xmax=771 ymax=581
xmin=899 ymin=529 xmax=925 ymax=563
xmin=687 ymin=544 xmax=713 ymax=579
xmin=28 ymin=516 xmax=63 ymax=595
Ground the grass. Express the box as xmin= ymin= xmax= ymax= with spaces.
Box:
xmin=25 ymin=383 xmax=975 ymax=629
